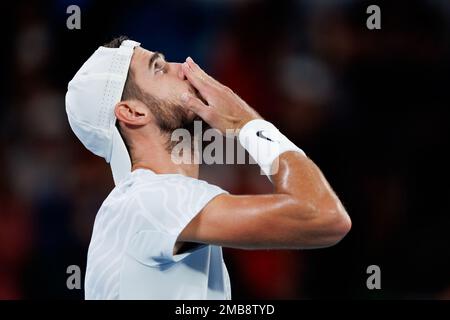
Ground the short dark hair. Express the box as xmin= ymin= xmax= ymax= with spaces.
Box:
xmin=103 ymin=35 xmax=129 ymax=49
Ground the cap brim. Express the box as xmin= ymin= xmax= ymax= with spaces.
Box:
xmin=110 ymin=126 xmax=132 ymax=185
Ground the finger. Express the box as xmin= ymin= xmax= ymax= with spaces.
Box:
xmin=186 ymin=57 xmax=221 ymax=87
xmin=180 ymin=92 xmax=211 ymax=121
xmin=182 ymin=62 xmax=210 ymax=94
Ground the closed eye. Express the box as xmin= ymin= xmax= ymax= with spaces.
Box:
xmin=148 ymin=52 xmax=167 ymax=75
xmin=154 ymin=60 xmax=167 ymax=74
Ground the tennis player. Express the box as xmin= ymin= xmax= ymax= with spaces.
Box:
xmin=65 ymin=36 xmax=351 ymax=300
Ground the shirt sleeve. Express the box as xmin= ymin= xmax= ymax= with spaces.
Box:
xmin=126 ymin=175 xmax=228 ymax=267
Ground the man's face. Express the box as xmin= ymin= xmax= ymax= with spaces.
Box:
xmin=129 ymin=47 xmax=199 ymax=130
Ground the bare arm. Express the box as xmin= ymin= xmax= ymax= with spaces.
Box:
xmin=176 ymin=57 xmax=351 ymax=251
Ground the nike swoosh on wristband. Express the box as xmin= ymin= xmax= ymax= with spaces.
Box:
xmin=256 ymin=130 xmax=276 ymax=142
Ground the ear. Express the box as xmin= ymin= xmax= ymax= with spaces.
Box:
xmin=114 ymin=100 xmax=150 ymax=126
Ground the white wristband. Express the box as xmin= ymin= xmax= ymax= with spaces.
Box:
xmin=238 ymin=119 xmax=306 ymax=179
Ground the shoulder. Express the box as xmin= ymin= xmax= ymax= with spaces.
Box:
xmin=104 ymin=169 xmax=226 ymax=210
xmin=127 ymin=169 xmax=225 ymax=194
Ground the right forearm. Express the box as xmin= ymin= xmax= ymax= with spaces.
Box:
xmin=272 ymin=151 xmax=337 ymax=212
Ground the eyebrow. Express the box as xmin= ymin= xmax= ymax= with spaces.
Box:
xmin=148 ymin=51 xmax=165 ymax=69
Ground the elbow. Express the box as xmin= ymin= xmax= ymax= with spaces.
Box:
xmin=279 ymin=198 xmax=352 ymax=250
xmin=288 ymin=201 xmax=352 ymax=250
xmin=320 ymin=206 xmax=352 ymax=247
xmin=302 ymin=204 xmax=351 ymax=249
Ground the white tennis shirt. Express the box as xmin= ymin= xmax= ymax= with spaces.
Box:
xmin=84 ymin=168 xmax=232 ymax=300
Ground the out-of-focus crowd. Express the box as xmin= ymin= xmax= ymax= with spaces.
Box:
xmin=1 ymin=0 xmax=449 ymax=299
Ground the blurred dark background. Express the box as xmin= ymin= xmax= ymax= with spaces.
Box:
xmin=1 ymin=0 xmax=449 ymax=299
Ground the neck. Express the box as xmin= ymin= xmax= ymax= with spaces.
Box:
xmin=132 ymin=161 xmax=199 ymax=178
xmin=129 ymin=126 xmax=199 ymax=179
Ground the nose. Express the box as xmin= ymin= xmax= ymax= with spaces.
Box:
xmin=170 ymin=62 xmax=186 ymax=80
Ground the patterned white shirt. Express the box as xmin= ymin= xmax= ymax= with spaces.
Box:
xmin=84 ymin=168 xmax=231 ymax=300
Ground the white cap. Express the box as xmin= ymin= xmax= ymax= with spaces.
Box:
xmin=65 ymin=39 xmax=141 ymax=185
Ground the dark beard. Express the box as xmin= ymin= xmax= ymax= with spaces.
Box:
xmin=142 ymin=92 xmax=208 ymax=153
